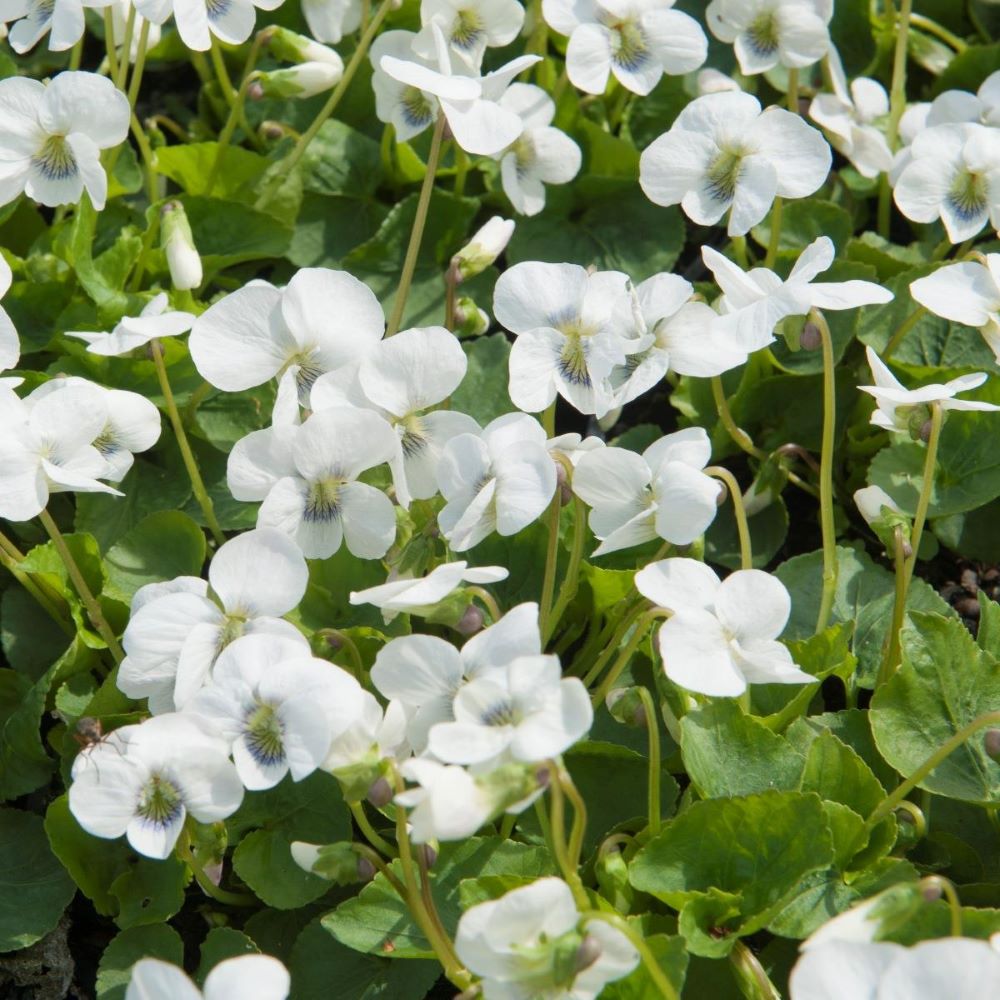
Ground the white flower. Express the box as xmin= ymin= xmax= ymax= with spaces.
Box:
xmin=0 ymin=381 xmax=122 ymax=522
xmin=190 ymin=268 xmax=385 ymax=405
xmin=859 ymin=345 xmax=1000 ymax=435
xmin=371 ymin=601 xmax=540 ymax=752
xmin=789 ymin=938 xmax=1000 ymax=1000
xmin=428 ymin=653 xmax=593 ymax=766
xmin=547 ymin=432 xmax=606 ymax=466
xmin=453 ymin=215 xmax=516 ymax=279
xmin=67 ymin=293 xmax=195 ymax=357
xmin=227 ymin=407 xmax=399 ymax=559
xmin=413 ymin=0 xmax=525 ymax=70
xmin=322 ymin=691 xmax=409 ymax=779
xmin=126 ymin=955 xmax=289 ymax=1000
xmin=437 ymin=412 xmax=557 ymax=551
xmin=134 ymin=0 xmax=282 ymax=51
xmin=697 ymin=67 xmax=741 ymax=95
xmin=608 ymin=273 xmax=747 ymax=405
xmin=703 ymin=236 xmax=893 ymax=351
xmin=494 ymin=261 xmax=630 ymax=416
xmin=372 ymin=27 xmax=540 ymax=154
xmin=706 ymin=0 xmax=832 ymax=75
xmin=117 ymin=528 xmax=309 ymax=713
xmin=493 ymin=84 xmax=582 ymax=217
xmin=0 ymin=254 xmax=18 ymax=374
xmin=0 ymin=0 xmax=111 ymax=53
xmin=68 ymin=713 xmax=243 ymax=859
xmin=301 ymin=0 xmax=361 ymax=43
xmin=542 ymin=0 xmax=707 ymax=96
xmin=185 ymin=633 xmax=365 ymax=790
xmin=312 ymin=325 xmax=479 ymax=505
xmin=349 ymin=560 xmax=509 ymax=621
xmin=0 ymin=72 xmax=129 ymax=211
xmin=394 ymin=758 xmax=503 ymax=843
xmin=26 ymin=376 xmax=161 ymax=482
xmin=455 ymin=878 xmax=639 ymax=999
xmin=808 ymin=50 xmax=892 ymax=179
xmin=893 ymin=123 xmax=1000 ymax=243
xmin=573 ymin=427 xmax=722 ymax=556
xmin=635 ymin=557 xmax=812 ymax=696
xmin=639 ymin=90 xmax=831 ymax=236
xmin=909 ymin=255 xmax=1000 ymax=362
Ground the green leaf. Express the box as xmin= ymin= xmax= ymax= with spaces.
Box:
xmin=705 ymin=495 xmax=789 ymax=571
xmin=507 ymin=187 xmax=685 ymax=282
xmin=196 ymin=927 xmax=259 ymax=983
xmin=830 ymin=0 xmax=876 ymax=74
xmin=68 ymin=196 xmax=128 ymax=314
xmin=678 ymin=889 xmax=744 ymax=958
xmin=751 ymin=199 xmax=854 ymax=254
xmin=299 ymin=120 xmax=382 ymax=199
xmin=870 ymin=612 xmax=1000 ymax=804
xmin=103 ymin=511 xmax=207 ymax=603
xmin=155 ymin=143 xmax=267 ymax=198
xmin=96 ymin=925 xmax=184 ymax=1000
xmin=291 ymin=917 xmax=439 ymax=1000
xmin=680 ymin=702 xmax=805 ymax=799
xmin=233 ymin=828 xmax=334 ymax=909
xmin=603 ymin=929 xmax=688 ymax=998
xmin=621 ymin=75 xmax=688 ymax=149
xmin=110 ymin=855 xmax=190 ymax=929
xmin=0 ymin=808 xmax=76 ymax=951
xmin=1 ymin=586 xmax=71 ymax=681
xmin=448 ymin=333 xmax=514 ymax=424
xmin=629 ymin=791 xmax=834 ymax=933
xmin=287 ymin=194 xmax=388 ymax=268
xmin=799 ymin=730 xmax=886 ymax=817
xmin=323 ymin=837 xmax=555 ymax=958
xmin=934 ymin=42 xmax=1000 ymax=93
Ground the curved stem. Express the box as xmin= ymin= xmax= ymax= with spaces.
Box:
xmin=591 ymin=609 xmax=669 ymax=707
xmin=882 ymin=305 xmax=927 ymax=360
xmin=879 ymin=0 xmax=913 ymax=236
xmin=876 ymin=525 xmax=908 ymax=690
xmin=386 ymin=114 xmax=447 ymax=336
xmin=903 ymin=402 xmax=942 ymax=591
xmin=867 ymin=710 xmax=1000 ymax=828
xmin=706 ymin=465 xmax=752 ymax=570
xmin=351 ymin=843 xmax=407 ymax=896
xmin=466 ymin=585 xmax=501 ymax=624
xmin=730 ymin=941 xmax=781 ymax=1000
xmin=559 ymin=762 xmax=587 ymax=870
xmin=150 ymin=340 xmax=226 ymax=545
xmin=909 ymin=12 xmax=966 ymax=50
xmin=580 ymin=599 xmax=646 ymax=687
xmin=635 ymin=687 xmax=661 ymax=835
xmin=582 ymin=911 xmax=680 ymax=1000
xmin=452 ymin=143 xmax=469 ymax=197
xmin=711 ymin=376 xmax=766 ymax=460
xmin=547 ymin=765 xmax=588 ymax=908
xmin=538 ymin=491 xmax=562 ymax=641
xmin=318 ymin=627 xmax=364 ymax=680
xmin=38 ymin=509 xmax=124 ymax=662
xmin=813 ymin=309 xmax=838 ymax=634
xmin=102 ymin=8 xmax=121 ymax=85
xmin=545 ymin=495 xmax=587 ymax=644
xmin=177 ymin=832 xmax=256 ymax=906
xmin=349 ymin=801 xmax=398 ymax=857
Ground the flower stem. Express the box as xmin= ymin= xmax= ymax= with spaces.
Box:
xmin=636 ymin=687 xmax=661 ymax=835
xmin=730 ymin=941 xmax=781 ymax=1000
xmin=126 ymin=20 xmax=151 ymax=109
xmin=538 ymin=491 xmax=562 ymax=641
xmin=786 ymin=67 xmax=799 ymax=113
xmin=867 ymin=709 xmax=1000 ymax=828
xmin=882 ymin=305 xmax=926 ymax=360
xmin=466 ymin=585 xmax=501 ymax=623
xmin=812 ymin=309 xmax=838 ymax=634
xmin=580 ymin=600 xmax=646 ymax=687
xmin=544 ymin=495 xmax=587 ymax=644
xmin=764 ymin=197 xmax=783 ymax=269
xmin=582 ymin=911 xmax=680 ymax=1000
xmin=444 ymin=263 xmax=459 ymax=331
xmin=711 ymin=376 xmax=766 ymax=460
xmin=115 ymin=4 xmax=136 ymax=90
xmin=255 ymin=0 xmax=396 ymax=209
xmin=102 ymin=8 xmax=121 ymax=94
xmin=547 ymin=763 xmax=588 ymax=908
xmin=453 ymin=143 xmax=469 ymax=197
xmin=38 ymin=509 xmax=124 ymax=662
xmin=351 ymin=843 xmax=407 ymax=895
xmin=903 ymin=401 xmax=942 ymax=591
xmin=177 ymin=831 xmax=257 ymax=906
xmin=349 ymin=802 xmax=398 ymax=857
xmin=150 ymin=339 xmax=226 ymax=546
xmin=591 ymin=609 xmax=669 ymax=708
xmin=876 ymin=525 xmax=909 ymax=690
xmin=386 ymin=114 xmax=448 ymax=337
xmin=910 ymin=12 xmax=966 ymax=50
xmin=0 ymin=538 xmax=74 ymax=638
xmin=706 ymin=465 xmax=752 ymax=570
xmin=559 ymin=762 xmax=587 ymax=870
xmin=878 ymin=0 xmax=914 ymax=237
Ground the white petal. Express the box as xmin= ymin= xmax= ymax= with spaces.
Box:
xmin=208 ymin=528 xmax=307 ymax=617
xmin=203 ymin=956 xmax=290 ymax=1000
xmin=658 ymin=609 xmax=747 ymax=697
xmin=634 ymin=557 xmax=720 ymax=612
xmin=715 ymin=569 xmax=790 ymax=643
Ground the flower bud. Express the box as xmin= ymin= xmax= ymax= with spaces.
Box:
xmin=920 ymin=876 xmax=944 ymax=902
xmin=575 ymin=934 xmax=603 ymax=973
xmin=291 ymin=841 xmax=365 ymax=883
xmin=259 ymin=120 xmax=296 ymax=142
xmin=420 ymin=844 xmax=438 ymax=868
xmin=263 ymin=25 xmax=342 ymax=66
xmin=452 ymin=217 xmax=515 ymax=281
xmin=455 ymin=603 xmax=485 ymax=636
xmin=367 ymin=776 xmax=393 ymax=808
xmin=453 ymin=297 xmax=490 ymax=337
xmin=607 ymin=687 xmax=649 ymax=729
xmin=253 ymin=61 xmax=344 ymax=100
xmin=984 ymin=729 xmax=1000 ymax=762
xmin=799 ymin=321 xmax=822 ymax=351
xmin=160 ymin=201 xmax=202 ymax=291
xmin=555 ymin=460 xmax=572 ymax=506
xmin=357 ymin=856 xmax=376 ymax=882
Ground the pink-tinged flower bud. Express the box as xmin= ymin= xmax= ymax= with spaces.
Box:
xmin=455 ymin=603 xmax=485 ymax=636
xmin=984 ymin=729 xmax=1000 ymax=762
xmin=366 ymin=776 xmax=393 ymax=808
xmin=160 ymin=201 xmax=202 ymax=291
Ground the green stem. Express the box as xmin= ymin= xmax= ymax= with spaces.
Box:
xmin=102 ymin=8 xmax=121 ymax=97
xmin=786 ymin=67 xmax=799 ymax=113
xmin=730 ymin=941 xmax=781 ymax=1000
xmin=128 ymin=211 xmax=161 ymax=292
xmin=636 ymin=687 xmax=661 ymax=835
xmin=126 ymin=20 xmax=151 ymax=109
xmin=0 ymin=543 xmax=74 ymax=638
xmin=544 ymin=495 xmax=587 ymax=644
xmin=887 ymin=0 xmax=914 ymax=149
xmin=559 ymin=762 xmax=587 ymax=870
xmin=882 ymin=305 xmax=926 ymax=360
xmin=351 ymin=843 xmax=407 ymax=895
xmin=711 ymin=376 xmax=766 ymax=460
xmin=68 ymin=36 xmax=84 ymax=70
xmin=130 ymin=113 xmax=159 ymax=204
xmin=150 ymin=340 xmax=226 ymax=545
xmin=318 ymin=628 xmax=364 ymax=680
xmin=876 ymin=525 xmax=908 ymax=690
xmin=903 ymin=401 xmax=942 ymax=590
xmin=909 ymin=12 xmax=966 ymax=51
xmin=582 ymin=911 xmax=680 ymax=1000
xmin=730 ymin=235 xmax=749 ymax=269
xmin=591 ymin=609 xmax=669 ymax=708
xmin=452 ymin=143 xmax=469 ymax=196
xmin=115 ymin=3 xmax=136 ymax=91
xmin=466 ymin=585 xmax=501 ymax=623
xmin=764 ymin=196 xmax=783 ymax=269
xmin=813 ymin=309 xmax=838 ymax=634
xmin=706 ymin=465 xmax=752 ymax=570
xmin=209 ymin=36 xmax=237 ymax=108
xmin=547 ymin=764 xmax=588 ymax=908
xmin=444 ymin=264 xmax=459 ymax=331
xmin=177 ymin=831 xmax=256 ymax=906
xmin=38 ymin=509 xmax=124 ymax=662
xmin=349 ymin=802 xmax=398 ymax=857
xmin=580 ymin=599 xmax=646 ymax=687
xmin=867 ymin=709 xmax=1000 ymax=828
xmin=386 ymin=114 xmax=447 ymax=337
xmin=255 ymin=0 xmax=395 ymax=209
xmin=538 ymin=491 xmax=561 ymax=641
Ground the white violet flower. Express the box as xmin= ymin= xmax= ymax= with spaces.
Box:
xmin=126 ymin=955 xmax=290 ymax=1000
xmin=67 ymin=292 xmax=195 ymax=357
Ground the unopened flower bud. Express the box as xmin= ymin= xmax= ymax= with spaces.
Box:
xmin=800 ymin=321 xmax=822 ymax=351
xmin=575 ymin=934 xmax=603 ymax=973
xmin=367 ymin=776 xmax=393 ymax=808
xmin=455 ymin=603 xmax=485 ymax=636
xmin=357 ymin=856 xmax=376 ymax=882
xmin=247 ymin=80 xmax=265 ymax=101
xmin=452 ymin=217 xmax=515 ymax=281
xmin=264 ymin=25 xmax=342 ymax=66
xmin=535 ymin=765 xmax=551 ymax=788
xmin=921 ymin=876 xmax=945 ymax=902
xmin=254 ymin=61 xmax=344 ymax=100
xmin=292 ymin=841 xmax=367 ymax=883
xmin=984 ymin=729 xmax=1000 ymax=762
xmin=420 ymin=844 xmax=437 ymax=868
xmin=453 ymin=297 xmax=490 ymax=337
xmin=607 ymin=687 xmax=649 ymax=729
xmin=260 ymin=120 xmax=295 ymax=142
xmin=160 ymin=201 xmax=202 ymax=291
xmin=555 ymin=461 xmax=572 ymax=506
xmin=919 ymin=418 xmax=934 ymax=443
